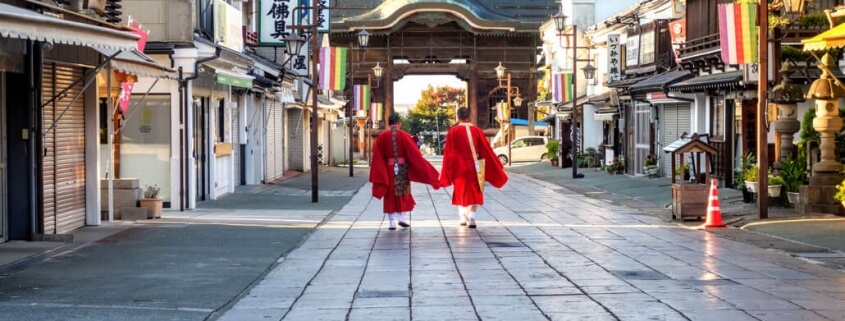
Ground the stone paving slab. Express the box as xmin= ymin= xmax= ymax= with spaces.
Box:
xmin=214 ymin=172 xmax=845 ymax=321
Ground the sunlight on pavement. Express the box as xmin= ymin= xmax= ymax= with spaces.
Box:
xmin=740 ymin=217 xmax=845 ymax=229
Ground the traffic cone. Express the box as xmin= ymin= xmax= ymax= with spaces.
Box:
xmin=704 ymin=179 xmax=726 ymax=228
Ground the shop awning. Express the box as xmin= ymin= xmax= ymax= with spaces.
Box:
xmin=593 ymin=107 xmax=619 ymax=121
xmin=669 ymin=71 xmax=744 ymax=93
xmin=0 ymin=3 xmax=138 ymax=51
xmin=629 ymin=69 xmax=692 ymax=93
xmin=94 ymin=47 xmax=176 ymax=79
xmin=556 ymin=95 xmax=590 ymax=110
xmin=803 ymin=22 xmax=845 ymax=51
xmin=215 ymin=70 xmax=254 ymax=89
xmin=606 ymin=75 xmax=650 ymax=88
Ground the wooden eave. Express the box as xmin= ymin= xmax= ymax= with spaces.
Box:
xmin=331 ymin=2 xmax=541 ymax=34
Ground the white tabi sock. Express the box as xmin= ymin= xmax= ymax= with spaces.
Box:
xmin=388 ymin=213 xmax=397 ymax=229
xmin=468 ymin=211 xmax=477 ymax=220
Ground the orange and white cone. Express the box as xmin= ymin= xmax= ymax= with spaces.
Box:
xmin=704 ymin=179 xmax=726 ymax=228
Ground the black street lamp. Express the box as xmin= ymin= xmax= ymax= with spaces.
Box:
xmin=553 ymin=7 xmax=595 ymax=178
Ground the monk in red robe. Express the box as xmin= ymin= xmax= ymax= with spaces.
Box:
xmin=370 ymin=114 xmax=441 ymax=230
xmin=439 ymin=107 xmax=508 ymax=228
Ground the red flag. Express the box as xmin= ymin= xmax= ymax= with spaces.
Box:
xmin=129 ymin=20 xmax=149 ymax=52
xmin=117 ymin=82 xmax=135 ymax=114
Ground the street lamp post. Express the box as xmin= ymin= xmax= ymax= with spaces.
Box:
xmin=344 ymin=30 xmax=379 ymax=177
xmin=282 ymin=0 xmax=326 ymax=203
xmin=553 ymin=8 xmax=596 ymax=178
xmin=494 ymin=62 xmax=523 ymax=167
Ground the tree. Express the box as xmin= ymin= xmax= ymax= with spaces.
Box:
xmin=402 ymin=85 xmax=465 ymax=153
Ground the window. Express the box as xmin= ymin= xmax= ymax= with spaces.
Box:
xmin=217 ymin=99 xmax=226 ymax=143
xmin=711 ymin=97 xmax=725 ymax=140
xmin=526 ymin=138 xmax=545 ymax=146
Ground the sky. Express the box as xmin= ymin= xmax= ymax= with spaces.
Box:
xmin=393 ymin=75 xmax=466 ymax=114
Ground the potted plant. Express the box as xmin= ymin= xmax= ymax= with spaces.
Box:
xmin=834 ymin=179 xmax=845 ymax=208
xmin=545 ymin=139 xmax=560 ymax=167
xmin=768 ymin=175 xmax=785 ymax=198
xmin=744 ymin=164 xmax=759 ymax=193
xmin=643 ymin=154 xmax=658 ymax=176
xmin=736 ymin=153 xmax=756 ymax=202
xmin=139 ymin=184 xmax=163 ymax=219
xmin=674 ymin=164 xmax=690 ymax=181
xmin=779 ymin=159 xmax=807 ymax=204
xmin=606 ymin=158 xmax=624 ymax=174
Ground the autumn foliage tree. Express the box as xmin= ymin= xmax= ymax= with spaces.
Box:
xmin=402 ymin=85 xmax=464 ymax=151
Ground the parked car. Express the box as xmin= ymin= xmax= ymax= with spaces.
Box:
xmin=493 ymin=136 xmax=548 ymax=165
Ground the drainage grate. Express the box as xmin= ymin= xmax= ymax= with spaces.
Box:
xmin=610 ymin=270 xmax=669 ymax=280
xmin=487 ymin=242 xmax=524 ymax=248
xmin=356 ymin=290 xmax=409 ymax=298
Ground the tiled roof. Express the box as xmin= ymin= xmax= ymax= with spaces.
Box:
xmin=669 ymin=71 xmax=744 ymax=92
xmin=331 ymin=0 xmax=559 ymax=25
xmin=629 ymin=69 xmax=692 ymax=93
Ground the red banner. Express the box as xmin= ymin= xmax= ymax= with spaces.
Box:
xmin=129 ymin=20 xmax=150 ymax=52
xmin=668 ymin=18 xmax=686 ymax=64
xmin=117 ymin=82 xmax=135 ymax=114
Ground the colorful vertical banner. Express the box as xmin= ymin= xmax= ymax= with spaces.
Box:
xmin=319 ymin=47 xmax=347 ymax=90
xmin=353 ymin=84 xmax=371 ymax=111
xmin=551 ymin=73 xmax=573 ymax=103
xmin=370 ymin=102 xmax=382 ymax=123
xmin=718 ymin=3 xmax=757 ymax=65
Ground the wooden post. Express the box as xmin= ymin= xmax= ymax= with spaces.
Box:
xmin=757 ymin=2 xmax=769 ymax=218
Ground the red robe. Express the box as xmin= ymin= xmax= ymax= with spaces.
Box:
xmin=439 ymin=121 xmax=508 ymax=206
xmin=369 ymin=126 xmax=440 ymax=213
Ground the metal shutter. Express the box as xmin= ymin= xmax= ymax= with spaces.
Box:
xmin=42 ymin=64 xmax=86 ymax=234
xmin=660 ymin=103 xmax=692 ymax=177
xmin=231 ymin=97 xmax=240 ymax=186
xmin=264 ymin=100 xmax=277 ymax=182
xmin=270 ymin=102 xmax=284 ymax=180
xmin=265 ymin=101 xmax=284 ymax=182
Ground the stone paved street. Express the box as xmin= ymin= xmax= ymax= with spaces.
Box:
xmin=214 ymin=172 xmax=845 ymax=321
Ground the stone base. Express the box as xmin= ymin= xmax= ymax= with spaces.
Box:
xmin=797 ymin=184 xmax=845 ymax=215
xmin=100 ymin=178 xmax=142 ymax=219
xmin=120 ymin=207 xmax=148 ymax=221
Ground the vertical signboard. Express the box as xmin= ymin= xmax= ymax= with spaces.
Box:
xmin=607 ymin=34 xmax=621 ymax=83
xmin=668 ymin=18 xmax=686 ymax=64
xmin=259 ymin=0 xmax=295 ymax=45
xmin=626 ymin=32 xmax=640 ymax=68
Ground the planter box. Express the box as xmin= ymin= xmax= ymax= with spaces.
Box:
xmin=139 ymin=198 xmax=163 ymax=219
xmin=768 ymin=185 xmax=782 ymax=198
xmin=745 ymin=181 xmax=758 ymax=193
xmin=787 ymin=192 xmax=800 ymax=204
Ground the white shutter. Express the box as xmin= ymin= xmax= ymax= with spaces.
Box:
xmin=660 ymin=103 xmax=692 ymax=177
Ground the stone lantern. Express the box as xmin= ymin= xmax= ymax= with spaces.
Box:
xmin=769 ymin=64 xmax=804 ymax=173
xmin=800 ymin=53 xmax=845 ymax=214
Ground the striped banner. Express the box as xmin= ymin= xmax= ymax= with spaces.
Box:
xmin=370 ymin=102 xmax=382 ymax=123
xmin=353 ymin=84 xmax=370 ymax=111
xmin=495 ymin=101 xmax=509 ymax=121
xmin=551 ymin=73 xmax=573 ymax=103
xmin=718 ymin=3 xmax=757 ymax=65
xmin=318 ymin=47 xmax=348 ymax=90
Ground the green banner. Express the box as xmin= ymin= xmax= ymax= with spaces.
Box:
xmin=216 ymin=73 xmax=252 ymax=89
